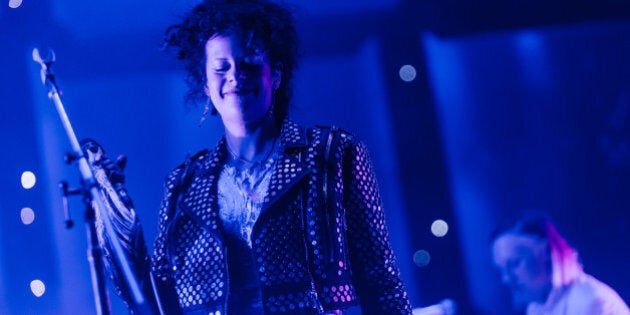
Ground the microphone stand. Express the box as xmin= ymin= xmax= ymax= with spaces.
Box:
xmin=85 ymin=202 xmax=112 ymax=315
xmin=33 ymin=48 xmax=154 ymax=315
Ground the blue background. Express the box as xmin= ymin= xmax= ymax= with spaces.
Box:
xmin=1 ymin=0 xmax=629 ymax=314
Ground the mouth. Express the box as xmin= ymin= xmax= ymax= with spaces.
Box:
xmin=511 ymin=284 xmax=528 ymax=297
xmin=223 ymin=87 xmax=254 ymax=96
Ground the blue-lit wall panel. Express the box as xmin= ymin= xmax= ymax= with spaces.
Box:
xmin=1 ymin=3 xmax=60 ymax=313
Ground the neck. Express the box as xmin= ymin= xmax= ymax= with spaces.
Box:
xmin=224 ymin=114 xmax=280 ymax=162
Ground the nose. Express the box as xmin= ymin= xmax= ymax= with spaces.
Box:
xmin=227 ymin=64 xmax=247 ymax=83
xmin=501 ymin=269 xmax=517 ymax=286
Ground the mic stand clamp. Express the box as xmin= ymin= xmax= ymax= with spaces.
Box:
xmin=59 ymin=177 xmax=111 ymax=315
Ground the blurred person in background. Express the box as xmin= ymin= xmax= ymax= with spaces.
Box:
xmin=491 ymin=212 xmax=629 ymax=315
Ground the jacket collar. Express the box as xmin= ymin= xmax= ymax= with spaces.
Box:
xmin=278 ymin=118 xmax=309 ymax=149
xmin=196 ymin=118 xmax=308 ymax=176
xmin=262 ymin=119 xmax=311 ymax=212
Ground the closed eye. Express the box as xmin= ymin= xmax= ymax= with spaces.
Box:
xmin=240 ymin=62 xmax=263 ymax=73
xmin=506 ymin=256 xmax=525 ymax=271
xmin=214 ymin=66 xmax=229 ymax=73
xmin=212 ymin=60 xmax=231 ymax=73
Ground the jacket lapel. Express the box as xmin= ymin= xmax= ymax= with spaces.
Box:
xmin=177 ymin=138 xmax=228 ymax=235
xmin=261 ymin=119 xmax=311 ymax=212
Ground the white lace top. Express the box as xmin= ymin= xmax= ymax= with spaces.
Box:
xmin=217 ymin=150 xmax=277 ymax=247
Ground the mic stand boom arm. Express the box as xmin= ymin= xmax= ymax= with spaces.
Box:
xmin=32 ymin=48 xmax=153 ymax=315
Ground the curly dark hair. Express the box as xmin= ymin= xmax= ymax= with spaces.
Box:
xmin=164 ymin=0 xmax=300 ymax=124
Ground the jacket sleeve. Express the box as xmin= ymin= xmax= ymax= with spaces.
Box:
xmin=91 ymin=165 xmax=159 ymax=314
xmin=341 ymin=135 xmax=413 ymax=315
xmin=149 ymin=149 xmax=207 ymax=314
xmin=149 ymin=166 xmax=186 ymax=315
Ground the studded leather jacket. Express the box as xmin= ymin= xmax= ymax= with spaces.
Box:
xmin=109 ymin=120 xmax=412 ymax=315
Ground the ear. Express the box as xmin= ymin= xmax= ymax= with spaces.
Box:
xmin=204 ymin=85 xmax=211 ymax=97
xmin=272 ymin=64 xmax=283 ymax=90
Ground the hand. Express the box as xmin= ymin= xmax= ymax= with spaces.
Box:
xmin=98 ymin=154 xmax=128 ymax=186
xmin=81 ymin=138 xmax=125 ymax=182
xmin=81 ymin=138 xmax=134 ymax=209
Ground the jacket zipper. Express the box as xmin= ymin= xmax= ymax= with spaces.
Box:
xmin=223 ymin=246 xmax=230 ymax=314
xmin=323 ymin=127 xmax=336 ymax=263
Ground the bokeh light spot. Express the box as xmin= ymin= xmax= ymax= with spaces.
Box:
xmin=8 ymin=0 xmax=23 ymax=9
xmin=21 ymin=207 xmax=35 ymax=225
xmin=399 ymin=64 xmax=417 ymax=82
xmin=30 ymin=279 xmax=46 ymax=297
xmin=413 ymin=249 xmax=431 ymax=267
xmin=431 ymin=219 xmax=449 ymax=237
xmin=21 ymin=171 xmax=36 ymax=189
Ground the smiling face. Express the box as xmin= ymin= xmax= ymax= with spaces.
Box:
xmin=492 ymin=233 xmax=552 ymax=309
xmin=204 ymin=33 xmax=281 ymax=128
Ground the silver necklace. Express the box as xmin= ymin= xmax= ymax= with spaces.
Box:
xmin=227 ymin=137 xmax=278 ymax=167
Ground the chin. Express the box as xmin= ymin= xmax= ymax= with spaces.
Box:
xmin=512 ymin=289 xmax=538 ymax=310
xmin=243 ymin=108 xmax=272 ymax=121
xmin=512 ymin=294 xmax=529 ymax=310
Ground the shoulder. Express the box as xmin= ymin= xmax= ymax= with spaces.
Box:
xmin=312 ymin=124 xmax=356 ymax=138
xmin=311 ymin=124 xmax=362 ymax=148
xmin=165 ymin=149 xmax=210 ymax=183
xmin=571 ymin=274 xmax=621 ymax=299
xmin=281 ymin=119 xmax=363 ymax=148
xmin=306 ymin=125 xmax=376 ymax=169
xmin=567 ymin=274 xmax=629 ymax=314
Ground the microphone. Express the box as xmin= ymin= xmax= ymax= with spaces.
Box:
xmin=412 ymin=298 xmax=456 ymax=315
xmin=32 ymin=48 xmax=57 ymax=86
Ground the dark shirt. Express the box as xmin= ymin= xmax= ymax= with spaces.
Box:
xmin=224 ymin=233 xmax=264 ymax=315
